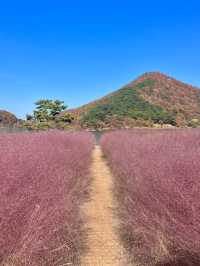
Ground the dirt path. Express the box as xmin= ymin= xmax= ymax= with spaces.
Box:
xmin=81 ymin=145 xmax=128 ymax=266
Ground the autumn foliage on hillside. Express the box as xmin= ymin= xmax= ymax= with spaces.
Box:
xmin=70 ymin=72 xmax=200 ymax=128
xmin=0 ymin=131 xmax=94 ymax=265
xmin=0 ymin=110 xmax=17 ymax=125
xmin=101 ymin=129 xmax=200 ymax=266
xmin=131 ymin=72 xmax=200 ymax=125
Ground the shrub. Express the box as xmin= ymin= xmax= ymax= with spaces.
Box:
xmin=101 ymin=129 xmax=200 ymax=266
xmin=188 ymin=118 xmax=200 ymax=128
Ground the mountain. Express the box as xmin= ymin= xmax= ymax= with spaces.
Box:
xmin=0 ymin=110 xmax=18 ymax=126
xmin=69 ymin=72 xmax=200 ymax=128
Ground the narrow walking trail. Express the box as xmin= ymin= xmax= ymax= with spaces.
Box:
xmin=81 ymin=145 xmax=127 ymax=266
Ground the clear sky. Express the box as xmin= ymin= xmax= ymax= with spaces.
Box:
xmin=0 ymin=0 xmax=199 ymax=118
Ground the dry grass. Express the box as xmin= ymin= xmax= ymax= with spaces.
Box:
xmin=0 ymin=131 xmax=94 ymax=266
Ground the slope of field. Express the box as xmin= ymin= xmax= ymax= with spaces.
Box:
xmin=70 ymin=72 xmax=200 ymax=128
xmin=0 ymin=131 xmax=94 ymax=266
xmin=101 ymin=129 xmax=200 ymax=266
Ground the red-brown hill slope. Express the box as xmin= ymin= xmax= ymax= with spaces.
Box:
xmin=0 ymin=110 xmax=18 ymax=125
xmin=69 ymin=72 xmax=200 ymax=128
xmin=130 ymin=72 xmax=200 ymax=121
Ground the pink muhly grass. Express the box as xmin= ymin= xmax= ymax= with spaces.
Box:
xmin=101 ymin=129 xmax=200 ymax=266
xmin=0 ymin=131 xmax=94 ymax=265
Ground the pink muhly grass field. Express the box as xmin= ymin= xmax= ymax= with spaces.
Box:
xmin=0 ymin=131 xmax=94 ymax=266
xmin=101 ymin=129 xmax=200 ymax=266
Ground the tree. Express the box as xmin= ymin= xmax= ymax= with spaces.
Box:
xmin=55 ymin=112 xmax=74 ymax=123
xmin=26 ymin=114 xmax=33 ymax=121
xmin=33 ymin=100 xmax=67 ymax=122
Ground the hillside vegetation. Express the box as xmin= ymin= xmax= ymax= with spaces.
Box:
xmin=0 ymin=110 xmax=17 ymax=126
xmin=3 ymin=72 xmax=200 ymax=130
xmin=71 ymin=72 xmax=200 ymax=129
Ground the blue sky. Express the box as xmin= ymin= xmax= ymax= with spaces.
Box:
xmin=0 ymin=0 xmax=199 ymax=118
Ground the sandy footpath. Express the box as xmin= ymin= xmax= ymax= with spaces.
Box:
xmin=81 ymin=145 xmax=129 ymax=266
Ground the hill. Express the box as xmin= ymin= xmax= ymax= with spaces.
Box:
xmin=69 ymin=72 xmax=200 ymax=128
xmin=0 ymin=110 xmax=18 ymax=126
